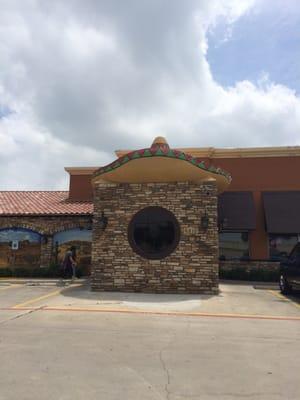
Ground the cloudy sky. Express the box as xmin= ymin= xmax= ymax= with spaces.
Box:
xmin=0 ymin=0 xmax=299 ymax=190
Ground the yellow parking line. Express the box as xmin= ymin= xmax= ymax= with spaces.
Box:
xmin=13 ymin=284 xmax=82 ymax=309
xmin=0 ymin=284 xmax=22 ymax=291
xmin=7 ymin=306 xmax=300 ymax=321
xmin=13 ymin=289 xmax=62 ymax=308
xmin=268 ymin=290 xmax=300 ymax=309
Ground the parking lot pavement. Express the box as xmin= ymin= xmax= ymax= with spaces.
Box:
xmin=1 ymin=282 xmax=298 ymax=319
xmin=0 ymin=283 xmax=299 ymax=400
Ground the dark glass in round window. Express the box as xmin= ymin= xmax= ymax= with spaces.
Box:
xmin=128 ymin=207 xmax=180 ymax=260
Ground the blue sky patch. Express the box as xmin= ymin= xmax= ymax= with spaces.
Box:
xmin=0 ymin=105 xmax=13 ymax=119
xmin=207 ymin=1 xmax=300 ymax=94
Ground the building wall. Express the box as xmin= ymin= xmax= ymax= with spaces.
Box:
xmin=220 ymin=259 xmax=280 ymax=272
xmin=219 ymin=260 xmax=280 ymax=281
xmin=0 ymin=215 xmax=91 ymax=268
xmin=69 ymin=175 xmax=94 ymax=201
xmin=67 ymin=154 xmax=300 ymax=260
xmin=209 ymin=156 xmax=300 ymax=259
xmin=210 ymin=156 xmax=300 ymax=191
xmin=92 ymin=181 xmax=219 ymax=294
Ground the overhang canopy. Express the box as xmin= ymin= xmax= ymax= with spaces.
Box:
xmin=263 ymin=191 xmax=300 ymax=234
xmin=218 ymin=191 xmax=256 ymax=231
xmin=93 ymin=137 xmax=232 ymax=193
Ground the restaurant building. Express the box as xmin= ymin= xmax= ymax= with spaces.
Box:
xmin=0 ymin=137 xmax=300 ymax=292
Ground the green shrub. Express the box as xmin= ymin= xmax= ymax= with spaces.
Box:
xmin=0 ymin=263 xmax=88 ymax=278
xmin=0 ymin=265 xmax=61 ymax=278
xmin=0 ymin=268 xmax=13 ymax=277
xmin=219 ymin=266 xmax=279 ymax=282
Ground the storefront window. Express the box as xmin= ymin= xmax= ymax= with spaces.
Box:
xmin=219 ymin=232 xmax=249 ymax=260
xmin=0 ymin=228 xmax=41 ymax=268
xmin=53 ymin=229 xmax=92 ymax=245
xmin=128 ymin=207 xmax=180 ymax=260
xmin=53 ymin=229 xmax=92 ymax=275
xmin=269 ymin=234 xmax=299 ymax=260
xmin=0 ymin=228 xmax=41 ymax=243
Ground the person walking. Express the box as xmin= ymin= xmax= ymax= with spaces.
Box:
xmin=62 ymin=246 xmax=77 ymax=280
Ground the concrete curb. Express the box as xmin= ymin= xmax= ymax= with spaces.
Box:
xmin=0 ymin=278 xmax=279 ymax=289
xmin=0 ymin=278 xmax=88 ymax=286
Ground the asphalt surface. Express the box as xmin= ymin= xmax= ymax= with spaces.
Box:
xmin=0 ymin=283 xmax=299 ymax=400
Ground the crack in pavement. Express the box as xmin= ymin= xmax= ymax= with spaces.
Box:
xmin=88 ymin=331 xmax=166 ymax=400
xmin=0 ymin=306 xmax=44 ymax=325
xmin=123 ymin=364 xmax=166 ymax=400
xmin=159 ymin=349 xmax=171 ymax=400
xmin=158 ymin=330 xmax=178 ymax=400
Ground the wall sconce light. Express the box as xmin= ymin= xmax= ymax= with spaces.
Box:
xmin=99 ymin=211 xmax=108 ymax=230
xmin=89 ymin=216 xmax=94 ymax=229
xmin=218 ymin=218 xmax=228 ymax=231
xmin=201 ymin=213 xmax=209 ymax=230
xmin=41 ymin=235 xmax=48 ymax=245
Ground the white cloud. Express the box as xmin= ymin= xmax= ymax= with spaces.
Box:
xmin=0 ymin=0 xmax=299 ymax=189
xmin=0 ymin=111 xmax=111 ymax=190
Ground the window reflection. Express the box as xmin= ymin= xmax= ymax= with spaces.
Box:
xmin=219 ymin=232 xmax=249 ymax=260
xmin=0 ymin=228 xmax=41 ymax=243
xmin=0 ymin=228 xmax=41 ymax=268
xmin=129 ymin=207 xmax=180 ymax=259
xmin=269 ymin=234 xmax=299 ymax=260
xmin=53 ymin=229 xmax=92 ymax=275
xmin=134 ymin=221 xmax=175 ymax=255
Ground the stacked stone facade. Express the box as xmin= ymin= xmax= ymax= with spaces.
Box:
xmin=91 ymin=181 xmax=219 ymax=294
xmin=219 ymin=260 xmax=280 ymax=275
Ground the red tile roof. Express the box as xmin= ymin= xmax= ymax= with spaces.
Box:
xmin=0 ymin=191 xmax=93 ymax=216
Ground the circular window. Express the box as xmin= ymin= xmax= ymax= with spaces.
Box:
xmin=128 ymin=206 xmax=180 ymax=260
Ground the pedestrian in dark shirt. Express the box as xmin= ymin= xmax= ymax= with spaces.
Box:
xmin=62 ymin=246 xmax=77 ymax=279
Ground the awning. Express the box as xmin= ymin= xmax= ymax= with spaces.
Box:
xmin=218 ymin=191 xmax=256 ymax=231
xmin=93 ymin=137 xmax=232 ymax=193
xmin=263 ymin=191 xmax=300 ymax=233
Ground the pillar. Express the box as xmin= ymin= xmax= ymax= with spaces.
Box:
xmin=40 ymin=235 xmax=53 ymax=267
xmin=249 ymin=191 xmax=269 ymax=259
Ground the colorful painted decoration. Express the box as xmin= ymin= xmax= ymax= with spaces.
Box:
xmin=93 ymin=137 xmax=232 ymax=182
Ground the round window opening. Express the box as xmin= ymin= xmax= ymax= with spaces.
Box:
xmin=128 ymin=206 xmax=180 ymax=260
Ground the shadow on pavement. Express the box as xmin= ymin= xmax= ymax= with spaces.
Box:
xmin=60 ymin=282 xmax=215 ymax=304
xmin=283 ymin=292 xmax=300 ymax=303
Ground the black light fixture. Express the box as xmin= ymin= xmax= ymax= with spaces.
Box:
xmin=99 ymin=211 xmax=108 ymax=230
xmin=54 ymin=241 xmax=59 ymax=264
xmin=87 ymin=215 xmax=93 ymax=230
xmin=41 ymin=235 xmax=48 ymax=245
xmin=219 ymin=217 xmax=228 ymax=231
xmin=201 ymin=212 xmax=209 ymax=230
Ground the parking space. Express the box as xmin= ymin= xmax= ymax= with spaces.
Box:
xmin=0 ymin=283 xmax=299 ymax=400
xmin=0 ymin=284 xmax=57 ymax=308
xmin=1 ymin=282 xmax=299 ymax=319
xmin=0 ymin=283 xmax=64 ymax=324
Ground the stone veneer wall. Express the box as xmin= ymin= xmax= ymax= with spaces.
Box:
xmin=219 ymin=260 xmax=280 ymax=273
xmin=91 ymin=181 xmax=219 ymax=294
xmin=0 ymin=215 xmax=91 ymax=267
xmin=219 ymin=260 xmax=280 ymax=281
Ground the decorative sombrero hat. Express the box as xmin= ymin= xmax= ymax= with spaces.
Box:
xmin=93 ymin=137 xmax=231 ymax=193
